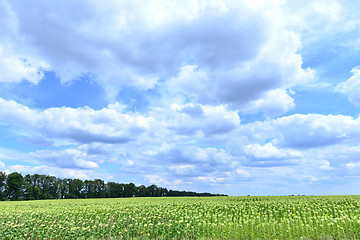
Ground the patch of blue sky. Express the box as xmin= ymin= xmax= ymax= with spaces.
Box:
xmin=301 ymin=33 xmax=360 ymax=85
xmin=292 ymin=36 xmax=360 ymax=117
xmin=289 ymin=89 xmax=359 ymax=117
xmin=116 ymin=84 xmax=162 ymax=113
xmin=0 ymin=71 xmax=108 ymax=110
xmin=238 ymin=112 xmax=266 ymax=124
xmin=0 ymin=123 xmax=42 ymax=153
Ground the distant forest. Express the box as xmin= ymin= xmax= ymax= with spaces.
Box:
xmin=0 ymin=172 xmax=227 ymax=201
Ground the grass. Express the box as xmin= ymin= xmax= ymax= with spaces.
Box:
xmin=1 ymin=196 xmax=360 ymax=239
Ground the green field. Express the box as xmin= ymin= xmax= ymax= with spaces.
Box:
xmin=1 ymin=196 xmax=360 ymax=239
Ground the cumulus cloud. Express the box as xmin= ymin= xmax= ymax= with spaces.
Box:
xmin=8 ymin=165 xmax=92 ymax=179
xmin=164 ymin=8 xmax=315 ymax=115
xmin=26 ymin=149 xmax=100 ymax=169
xmin=177 ymin=103 xmax=204 ymax=117
xmin=95 ymin=111 xmax=360 ymax=183
xmin=244 ymin=143 xmax=303 ymax=159
xmin=145 ymin=175 xmax=168 ymax=185
xmin=241 ymin=114 xmax=360 ymax=149
xmin=0 ymin=0 xmax=49 ymax=84
xmin=169 ymin=164 xmax=196 ymax=176
xmin=313 ymin=145 xmax=360 ymax=169
xmin=139 ymin=144 xmax=241 ymax=188
xmin=336 ymin=66 xmax=360 ymax=106
xmin=193 ymin=176 xmax=226 ymax=183
xmin=147 ymin=103 xmax=240 ymax=137
xmin=3 ymin=97 xmax=360 ymax=192
xmin=168 ymin=53 xmax=313 ymax=115
xmin=154 ymin=144 xmax=233 ymax=166
xmin=2 ymin=0 xmax=266 ymax=91
xmin=0 ymin=46 xmax=49 ymax=84
xmin=1 ymin=0 xmax=315 ymax=115
xmin=283 ymin=0 xmax=360 ymax=37
xmin=235 ymin=168 xmax=250 ymax=177
xmin=0 ymin=98 xmax=150 ymax=144
xmin=79 ymin=143 xmax=110 ymax=156
xmin=241 ymin=142 xmax=303 ymax=167
xmin=240 ymin=89 xmax=295 ymax=117
xmin=272 ymin=114 xmax=358 ymax=148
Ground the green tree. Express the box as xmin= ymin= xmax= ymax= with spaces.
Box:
xmin=137 ymin=185 xmax=148 ymax=197
xmin=58 ymin=179 xmax=67 ymax=199
xmin=48 ymin=176 xmax=61 ymax=199
xmin=83 ymin=180 xmax=95 ymax=198
xmin=94 ymin=179 xmax=105 ymax=198
xmin=147 ymin=184 xmax=158 ymax=197
xmin=124 ymin=183 xmax=137 ymax=197
xmin=23 ymin=174 xmax=34 ymax=200
xmin=105 ymin=182 xmax=124 ymax=198
xmin=0 ymin=172 xmax=6 ymax=200
xmin=6 ymin=172 xmax=24 ymax=201
xmin=65 ymin=179 xmax=84 ymax=199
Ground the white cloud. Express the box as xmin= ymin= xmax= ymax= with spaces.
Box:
xmin=169 ymin=164 xmax=196 ymax=176
xmin=8 ymin=165 xmax=92 ymax=179
xmin=1 ymin=0 xmax=315 ymax=112
xmin=1 ymin=0 xmax=266 ymax=93
xmin=155 ymin=145 xmax=233 ymax=166
xmin=239 ymin=114 xmax=360 ymax=150
xmin=346 ymin=162 xmax=360 ymax=170
xmin=236 ymin=168 xmax=250 ymax=177
xmin=313 ymin=145 xmax=360 ymax=169
xmin=272 ymin=114 xmax=359 ymax=148
xmin=282 ymin=0 xmax=360 ymax=59
xmin=0 ymin=0 xmax=49 ymax=84
xmin=0 ymin=98 xmax=151 ymax=144
xmin=283 ymin=0 xmax=344 ymax=33
xmin=241 ymin=89 xmax=295 ymax=117
xmin=145 ymin=175 xmax=168 ymax=185
xmin=311 ymin=0 xmax=341 ymax=23
xmin=244 ymin=143 xmax=303 ymax=159
xmin=336 ymin=66 xmax=360 ymax=106
xmin=168 ymin=103 xmax=240 ymax=136
xmin=319 ymin=160 xmax=333 ymax=170
xmin=0 ymin=46 xmax=49 ymax=84
xmin=162 ymin=2 xmax=315 ymax=115
xmin=193 ymin=176 xmax=226 ymax=183
xmin=168 ymin=49 xmax=313 ymax=114
xmin=27 ymin=149 xmax=100 ymax=169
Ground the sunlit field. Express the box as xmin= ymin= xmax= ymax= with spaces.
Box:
xmin=1 ymin=196 xmax=360 ymax=239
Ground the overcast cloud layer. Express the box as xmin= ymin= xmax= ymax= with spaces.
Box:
xmin=1 ymin=0 xmax=360 ymax=195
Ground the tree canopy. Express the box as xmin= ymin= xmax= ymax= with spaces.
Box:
xmin=0 ymin=172 xmax=226 ymax=201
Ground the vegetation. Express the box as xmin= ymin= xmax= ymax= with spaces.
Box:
xmin=1 ymin=196 xmax=360 ymax=239
xmin=0 ymin=172 xmax=226 ymax=201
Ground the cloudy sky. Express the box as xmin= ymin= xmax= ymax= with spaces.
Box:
xmin=1 ymin=0 xmax=360 ymax=195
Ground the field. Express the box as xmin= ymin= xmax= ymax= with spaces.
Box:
xmin=1 ymin=196 xmax=360 ymax=239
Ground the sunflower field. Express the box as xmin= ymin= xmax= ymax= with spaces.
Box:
xmin=1 ymin=196 xmax=360 ymax=239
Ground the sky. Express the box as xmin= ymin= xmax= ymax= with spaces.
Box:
xmin=1 ymin=0 xmax=360 ymax=196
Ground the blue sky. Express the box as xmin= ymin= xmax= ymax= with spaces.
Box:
xmin=1 ymin=0 xmax=360 ymax=196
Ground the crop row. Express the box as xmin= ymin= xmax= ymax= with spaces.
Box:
xmin=1 ymin=196 xmax=360 ymax=239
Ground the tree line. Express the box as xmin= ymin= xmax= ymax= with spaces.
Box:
xmin=0 ymin=172 xmax=226 ymax=201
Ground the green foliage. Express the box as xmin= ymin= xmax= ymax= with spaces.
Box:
xmin=1 ymin=196 xmax=360 ymax=239
xmin=2 ymin=172 xmax=223 ymax=201
xmin=0 ymin=171 xmax=6 ymax=200
xmin=0 ymin=172 xmax=224 ymax=201
xmin=6 ymin=172 xmax=24 ymax=201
